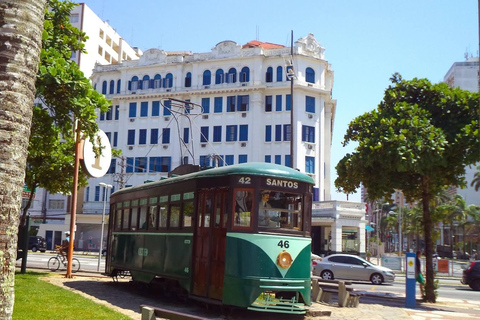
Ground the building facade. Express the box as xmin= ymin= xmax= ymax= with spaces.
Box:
xmin=81 ymin=34 xmax=371 ymax=255
xmin=443 ymin=57 xmax=479 ymax=207
xmin=31 ymin=3 xmax=140 ymax=250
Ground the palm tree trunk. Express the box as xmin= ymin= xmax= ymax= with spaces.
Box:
xmin=0 ymin=1 xmax=47 ymax=318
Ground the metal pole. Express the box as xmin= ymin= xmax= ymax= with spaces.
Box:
xmin=289 ymin=30 xmax=294 ymax=169
xmin=66 ymin=123 xmax=81 ymax=278
xmin=376 ymin=204 xmax=380 ymax=263
xmin=97 ymin=183 xmax=111 ymax=271
xmin=399 ymin=204 xmax=402 ymax=257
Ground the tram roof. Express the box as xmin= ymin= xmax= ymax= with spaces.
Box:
xmin=113 ymin=162 xmax=314 ymax=196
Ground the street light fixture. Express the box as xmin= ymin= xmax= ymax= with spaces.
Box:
xmin=98 ymin=182 xmax=112 ymax=271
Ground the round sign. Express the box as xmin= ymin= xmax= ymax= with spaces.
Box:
xmin=82 ymin=130 xmax=112 ymax=178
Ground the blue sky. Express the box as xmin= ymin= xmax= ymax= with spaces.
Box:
xmin=80 ymin=0 xmax=479 ymax=202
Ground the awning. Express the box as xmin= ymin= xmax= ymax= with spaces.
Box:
xmin=365 ymin=225 xmax=374 ymax=232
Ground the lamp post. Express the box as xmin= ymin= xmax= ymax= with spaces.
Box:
xmin=98 ymin=182 xmax=112 ymax=271
xmin=398 ymin=205 xmax=402 ymax=257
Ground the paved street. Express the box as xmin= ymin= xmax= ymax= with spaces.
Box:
xmin=16 ymin=251 xmax=105 ymax=273
xmin=16 ymin=252 xmax=480 ymax=319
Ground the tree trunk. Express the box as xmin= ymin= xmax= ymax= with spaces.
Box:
xmin=421 ymin=176 xmax=436 ymax=302
xmin=0 ymin=1 xmax=47 ymax=318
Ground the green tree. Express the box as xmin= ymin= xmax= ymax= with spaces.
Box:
xmin=441 ymin=195 xmax=480 ymax=255
xmin=335 ymin=73 xmax=479 ymax=302
xmin=22 ymin=0 xmax=111 ymax=222
xmin=0 ymin=0 xmax=48 ymax=318
xmin=471 ymin=165 xmax=480 ymax=192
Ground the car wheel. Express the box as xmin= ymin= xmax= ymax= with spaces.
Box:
xmin=370 ymin=273 xmax=384 ymax=285
xmin=321 ymin=270 xmax=334 ymax=280
xmin=31 ymin=246 xmax=37 ymax=252
xmin=469 ymin=279 xmax=480 ymax=291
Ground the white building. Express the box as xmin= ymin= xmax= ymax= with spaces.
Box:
xmin=83 ymin=34 xmax=364 ymax=256
xmin=443 ymin=57 xmax=480 ymax=206
xmin=32 ymin=3 xmax=140 ymax=250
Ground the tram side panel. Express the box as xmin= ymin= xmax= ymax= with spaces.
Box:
xmin=111 ymin=233 xmax=193 ymax=290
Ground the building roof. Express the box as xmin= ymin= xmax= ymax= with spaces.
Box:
xmin=242 ymin=40 xmax=285 ymax=49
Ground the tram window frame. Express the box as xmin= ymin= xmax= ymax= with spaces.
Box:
xmin=130 ymin=206 xmax=138 ymax=231
xmin=169 ymin=204 xmax=180 ymax=228
xmin=147 ymin=197 xmax=158 ymax=230
xmin=158 ymin=196 xmax=168 ymax=229
xmin=115 ymin=206 xmax=122 ymax=231
xmin=232 ymin=188 xmax=254 ymax=230
xmin=147 ymin=205 xmax=158 ymax=230
xmin=183 ymin=201 xmax=194 ymax=228
xmin=182 ymin=191 xmax=195 ymax=229
xmin=257 ymin=190 xmax=304 ymax=232
xmin=138 ymin=198 xmax=148 ymax=230
xmin=168 ymin=193 xmax=181 ymax=229
xmin=122 ymin=208 xmax=130 ymax=230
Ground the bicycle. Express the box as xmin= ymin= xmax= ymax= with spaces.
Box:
xmin=48 ymin=249 xmax=80 ymax=273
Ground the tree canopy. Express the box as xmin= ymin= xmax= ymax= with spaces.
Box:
xmin=335 ymin=73 xmax=480 ymax=302
xmin=23 ymin=0 xmax=110 ymax=217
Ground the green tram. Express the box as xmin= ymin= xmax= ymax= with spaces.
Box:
xmin=105 ymin=162 xmax=314 ymax=314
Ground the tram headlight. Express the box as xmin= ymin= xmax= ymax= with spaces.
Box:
xmin=277 ymin=250 xmax=293 ymax=269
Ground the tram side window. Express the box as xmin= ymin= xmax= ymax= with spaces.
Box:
xmin=258 ymin=190 xmax=303 ymax=231
xmin=147 ymin=205 xmax=157 ymax=230
xmin=233 ymin=189 xmax=253 ymax=228
xmin=170 ymin=205 xmax=180 ymax=228
xmin=122 ymin=208 xmax=130 ymax=230
xmin=130 ymin=207 xmax=138 ymax=230
xmin=159 ymin=196 xmax=168 ymax=228
xmin=158 ymin=206 xmax=168 ymax=228
xmin=139 ymin=206 xmax=148 ymax=229
xmin=183 ymin=201 xmax=194 ymax=227
xmin=204 ymin=193 xmax=213 ymax=227
xmin=115 ymin=209 xmax=122 ymax=230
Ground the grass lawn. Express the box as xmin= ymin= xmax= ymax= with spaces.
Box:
xmin=13 ymin=272 xmax=131 ymax=320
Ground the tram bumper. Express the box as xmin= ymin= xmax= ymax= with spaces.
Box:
xmin=224 ymin=276 xmax=310 ymax=314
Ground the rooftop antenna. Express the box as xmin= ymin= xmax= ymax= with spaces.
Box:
xmin=256 ymin=26 xmax=259 ymax=41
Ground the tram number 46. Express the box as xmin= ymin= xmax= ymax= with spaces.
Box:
xmin=277 ymin=240 xmax=290 ymax=248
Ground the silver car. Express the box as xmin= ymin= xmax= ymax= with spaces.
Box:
xmin=312 ymin=254 xmax=395 ymax=285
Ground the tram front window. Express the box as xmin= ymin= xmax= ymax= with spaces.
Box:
xmin=258 ymin=190 xmax=302 ymax=231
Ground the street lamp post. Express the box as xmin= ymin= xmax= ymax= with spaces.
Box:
xmin=98 ymin=183 xmax=112 ymax=271
xmin=398 ymin=205 xmax=402 ymax=257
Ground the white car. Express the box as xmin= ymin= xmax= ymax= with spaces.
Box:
xmin=312 ymin=254 xmax=395 ymax=285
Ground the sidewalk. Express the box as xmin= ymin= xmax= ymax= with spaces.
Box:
xmin=307 ymin=291 xmax=480 ymax=320
xmin=36 ymin=271 xmax=480 ymax=320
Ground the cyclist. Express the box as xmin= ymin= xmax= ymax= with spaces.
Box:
xmin=58 ymin=232 xmax=70 ymax=261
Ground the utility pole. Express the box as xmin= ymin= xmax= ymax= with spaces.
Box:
xmin=114 ymin=156 xmax=126 ymax=189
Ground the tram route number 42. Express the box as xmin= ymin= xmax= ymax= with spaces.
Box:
xmin=238 ymin=177 xmax=251 ymax=184
xmin=277 ymin=240 xmax=290 ymax=248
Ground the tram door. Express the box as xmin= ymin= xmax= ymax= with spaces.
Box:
xmin=192 ymin=189 xmax=228 ymax=300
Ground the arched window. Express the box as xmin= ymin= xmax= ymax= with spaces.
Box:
xmin=141 ymin=75 xmax=150 ymax=90
xmin=215 ymin=69 xmax=224 ymax=84
xmin=286 ymin=66 xmax=294 ymax=81
xmin=306 ymin=67 xmax=315 ymax=84
xmin=109 ymin=80 xmax=115 ymax=94
xmin=129 ymin=76 xmax=139 ymax=91
xmin=226 ymin=68 xmax=236 ymax=83
xmin=116 ymin=79 xmax=121 ymax=93
xmin=102 ymin=81 xmax=107 ymax=94
xmin=185 ymin=72 xmax=192 ymax=87
xmin=240 ymin=67 xmax=250 ymax=82
xmin=164 ymin=73 xmax=173 ymax=88
xmin=266 ymin=67 xmax=273 ymax=82
xmin=276 ymin=66 xmax=283 ymax=82
xmin=153 ymin=74 xmax=161 ymax=88
xmin=203 ymin=70 xmax=211 ymax=85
